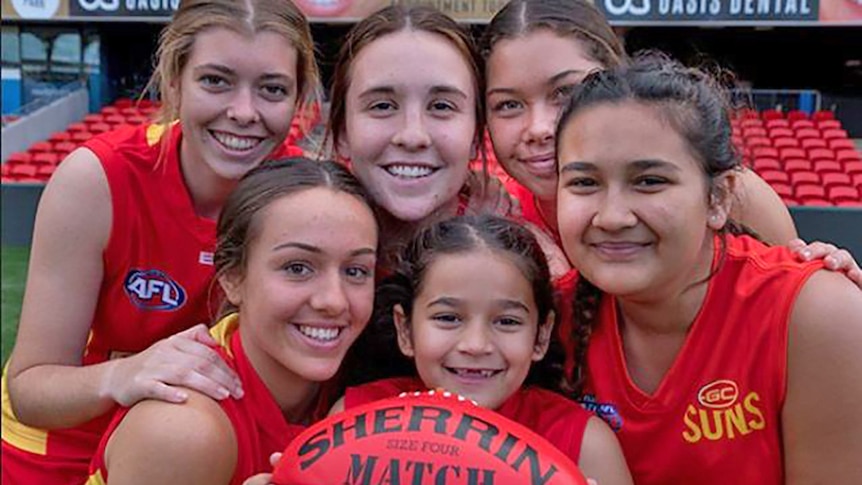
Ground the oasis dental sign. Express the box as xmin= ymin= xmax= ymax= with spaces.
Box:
xmin=70 ymin=0 xmax=178 ymax=16
xmin=598 ymin=0 xmax=818 ymax=22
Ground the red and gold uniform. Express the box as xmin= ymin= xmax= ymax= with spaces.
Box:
xmin=345 ymin=377 xmax=592 ymax=462
xmin=87 ymin=314 xmax=314 ymax=485
xmin=568 ymin=235 xmax=823 ymax=484
xmin=1 ymin=124 xmax=301 ymax=485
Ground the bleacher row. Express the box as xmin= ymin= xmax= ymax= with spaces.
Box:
xmin=3 ymin=105 xmax=861 ymax=206
xmin=1 ymin=98 xmax=317 ymax=184
xmin=733 ymin=108 xmax=861 ymax=207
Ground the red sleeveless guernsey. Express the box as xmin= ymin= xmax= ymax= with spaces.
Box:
xmin=573 ymin=235 xmax=823 ymax=485
xmin=1 ymin=123 xmax=302 ymax=485
xmin=87 ymin=314 xmax=314 ymax=485
xmin=345 ymin=377 xmax=592 ymax=463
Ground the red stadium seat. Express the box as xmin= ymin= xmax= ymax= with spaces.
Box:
xmin=768 ymin=127 xmax=794 ymax=139
xmin=790 ymin=119 xmax=815 ymax=130
xmin=48 ymin=131 xmax=72 ymax=143
xmin=821 ymin=172 xmax=852 ymax=189
xmin=816 ymin=120 xmax=841 ymax=131
xmin=844 ymin=161 xmax=862 ymax=176
xmin=31 ymin=153 xmax=60 ymax=166
xmin=759 ymin=169 xmax=790 ymax=185
xmin=114 ymin=98 xmax=133 ymax=108
xmin=769 ymin=182 xmax=793 ymax=198
xmin=83 ymin=114 xmax=105 ymax=125
xmin=5 ymin=152 xmax=32 ymax=166
xmin=761 ymin=109 xmax=783 ymax=120
xmin=813 ymin=160 xmax=843 ymax=175
xmin=783 ymin=159 xmax=812 ymax=174
xmin=745 ymin=136 xmax=771 ymax=148
xmin=753 ymin=158 xmax=781 ymax=172
xmin=773 ymin=137 xmax=799 ymax=149
xmin=737 ymin=109 xmax=759 ymax=120
xmin=10 ymin=164 xmax=37 ymax=178
xmin=794 ymin=128 xmax=820 ymax=140
xmin=89 ymin=123 xmax=112 ymax=134
xmin=71 ymin=132 xmax=93 ymax=143
xmin=787 ymin=110 xmax=809 ymax=121
xmin=67 ymin=122 xmax=88 ymax=133
xmin=779 ymin=147 xmax=806 ymax=160
xmin=53 ymin=142 xmax=77 ymax=155
xmin=101 ymin=106 xmax=119 ymax=115
xmin=822 ymin=129 xmax=848 ymax=140
xmin=752 ymin=146 xmax=779 ymax=159
xmin=28 ymin=141 xmax=53 ymax=153
xmin=37 ymin=165 xmax=56 ymax=179
xmin=812 ymin=110 xmax=835 ymax=121
xmin=836 ymin=200 xmax=861 ymax=207
xmin=765 ymin=119 xmax=789 ymax=129
xmin=828 ymin=139 xmax=856 ymax=151
xmin=795 ymin=183 xmax=826 ymax=199
xmin=743 ymin=126 xmax=767 ymax=138
xmin=800 ymin=198 xmax=831 ymax=206
xmin=790 ymin=171 xmax=820 ymax=186
xmin=120 ymin=107 xmax=141 ymax=117
xmin=828 ymin=186 xmax=859 ymax=204
xmin=106 ymin=114 xmax=126 ymax=125
xmin=801 ymin=138 xmax=828 ymax=150
xmin=808 ymin=148 xmax=835 ymax=161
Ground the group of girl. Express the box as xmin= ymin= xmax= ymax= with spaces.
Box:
xmin=2 ymin=0 xmax=860 ymax=484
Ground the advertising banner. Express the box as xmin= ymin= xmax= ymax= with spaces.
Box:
xmin=4 ymin=0 xmax=860 ymax=25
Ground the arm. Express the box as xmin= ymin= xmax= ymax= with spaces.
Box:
xmin=104 ymin=390 xmax=237 ymax=484
xmin=7 ymin=148 xmax=241 ymax=429
xmin=783 ymin=271 xmax=862 ymax=483
xmin=578 ymin=417 xmax=633 ymax=485
xmin=731 ymin=168 xmax=798 ymax=245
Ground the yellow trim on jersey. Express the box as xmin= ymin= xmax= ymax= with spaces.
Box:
xmin=1 ymin=363 xmax=48 ymax=455
xmin=145 ymin=122 xmax=174 ymax=147
xmin=209 ymin=313 xmax=239 ymax=359
xmin=85 ymin=470 xmax=107 ymax=485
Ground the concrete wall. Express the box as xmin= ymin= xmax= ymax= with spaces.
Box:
xmin=1 ymin=89 xmax=89 ymax=162
xmin=1 ymin=183 xmax=44 ymax=247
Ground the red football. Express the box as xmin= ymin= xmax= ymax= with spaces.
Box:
xmin=273 ymin=389 xmax=588 ymax=485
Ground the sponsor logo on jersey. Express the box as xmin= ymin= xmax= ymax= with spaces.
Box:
xmin=581 ymin=394 xmax=624 ymax=431
xmin=682 ymin=379 xmax=766 ymax=444
xmin=124 ymin=269 xmax=186 ymax=310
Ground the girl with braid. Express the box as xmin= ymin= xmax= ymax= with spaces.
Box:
xmin=555 ymin=54 xmax=862 ymax=484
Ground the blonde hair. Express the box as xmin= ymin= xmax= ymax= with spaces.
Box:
xmin=146 ymin=0 xmax=320 ymax=125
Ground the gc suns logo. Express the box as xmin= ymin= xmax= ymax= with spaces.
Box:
xmin=124 ymin=269 xmax=186 ymax=311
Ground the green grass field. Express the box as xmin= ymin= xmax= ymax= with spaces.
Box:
xmin=2 ymin=246 xmax=29 ymax=365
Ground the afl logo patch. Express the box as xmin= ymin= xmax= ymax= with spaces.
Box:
xmin=124 ymin=269 xmax=186 ymax=311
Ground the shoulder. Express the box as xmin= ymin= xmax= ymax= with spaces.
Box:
xmin=578 ymin=417 xmax=633 ymax=485
xmin=104 ymin=390 xmax=237 ymax=483
xmin=789 ymin=270 xmax=862 ymax=363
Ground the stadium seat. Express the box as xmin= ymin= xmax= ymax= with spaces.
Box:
xmin=101 ymin=106 xmax=120 ymax=115
xmin=769 ymin=182 xmax=793 ymax=198
xmin=828 ymin=186 xmax=859 ymax=204
xmin=745 ymin=136 xmax=771 ymax=148
xmin=28 ymin=141 xmax=53 ymax=153
xmin=787 ymin=110 xmax=809 ymax=121
xmin=836 ymin=200 xmax=861 ymax=207
xmin=120 ymin=107 xmax=141 ymax=117
xmin=829 ymin=139 xmax=857 ymax=151
xmin=844 ymin=161 xmax=862 ymax=176
xmin=783 ymin=159 xmax=812 ymax=174
xmin=790 ymin=171 xmax=820 ymax=186
xmin=794 ymin=128 xmax=820 ymax=140
xmin=822 ymin=129 xmax=849 ymax=140
xmin=752 ymin=146 xmax=779 ymax=159
xmin=816 ymin=119 xmax=841 ymax=131
xmin=106 ymin=114 xmax=126 ymax=125
xmin=773 ymin=137 xmax=799 ymax=149
xmin=761 ymin=109 xmax=783 ymax=120
xmin=10 ymin=164 xmax=38 ymax=178
xmin=812 ymin=110 xmax=835 ymax=121
xmin=768 ymin=127 xmax=794 ymax=139
xmin=790 ymin=119 xmax=815 ymax=130
xmin=795 ymin=184 xmax=826 ymax=200
xmin=743 ymin=126 xmax=767 ymax=138
xmin=72 ymin=132 xmax=93 ymax=142
xmin=821 ymin=172 xmax=852 ymax=189
xmin=753 ymin=158 xmax=781 ymax=172
xmin=808 ymin=148 xmax=836 ymax=161
xmin=49 ymin=131 xmax=72 ymax=143
xmin=67 ymin=122 xmax=88 ymax=133
xmin=737 ymin=109 xmax=759 ymax=120
xmin=779 ymin=147 xmax=806 ymax=160
xmin=114 ymin=98 xmax=134 ymax=108
xmin=759 ymin=169 xmax=790 ymax=184
xmin=90 ymin=123 xmax=112 ymax=134
xmin=32 ymin=153 xmax=60 ymax=166
xmin=5 ymin=152 xmax=32 ymax=165
xmin=37 ymin=165 xmax=56 ymax=179
xmin=813 ymin=160 xmax=843 ymax=174
xmin=765 ymin=119 xmax=790 ymax=129
xmin=801 ymin=138 xmax=828 ymax=150
xmin=53 ymin=142 xmax=77 ymax=155
xmin=84 ymin=114 xmax=105 ymax=125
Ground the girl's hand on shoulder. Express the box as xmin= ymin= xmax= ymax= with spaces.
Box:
xmin=102 ymin=324 xmax=243 ymax=406
xmin=788 ymin=238 xmax=862 ymax=288
xmin=242 ymin=452 xmax=282 ymax=485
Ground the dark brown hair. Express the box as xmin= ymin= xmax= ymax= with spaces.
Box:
xmin=481 ymin=0 xmax=626 ymax=69
xmin=214 ymin=157 xmax=378 ymax=318
xmin=326 ymin=5 xmax=485 ymax=154
xmin=347 ymin=215 xmax=573 ymax=399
